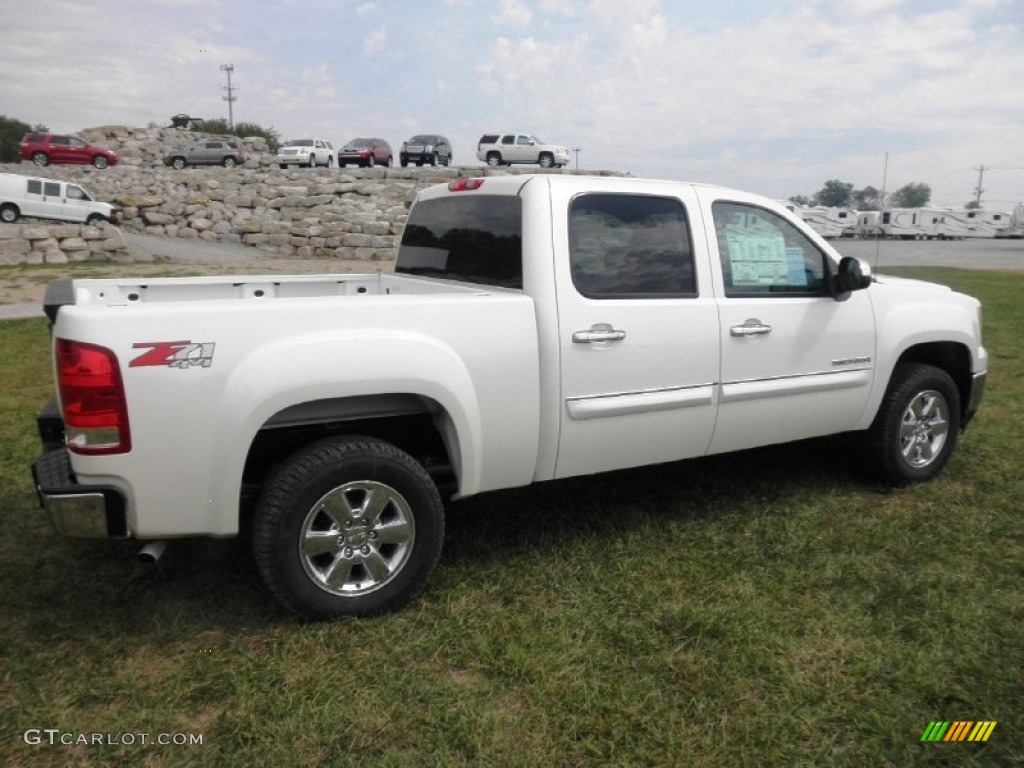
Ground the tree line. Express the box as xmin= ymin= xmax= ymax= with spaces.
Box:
xmin=790 ymin=179 xmax=949 ymax=210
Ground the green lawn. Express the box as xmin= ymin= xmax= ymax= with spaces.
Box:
xmin=1 ymin=268 xmax=1020 ymax=767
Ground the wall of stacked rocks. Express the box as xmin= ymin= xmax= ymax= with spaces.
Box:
xmin=0 ymin=222 xmax=130 ymax=265
xmin=0 ymin=125 xmax=626 ymax=265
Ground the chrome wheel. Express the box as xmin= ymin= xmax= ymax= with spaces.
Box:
xmin=898 ymin=389 xmax=949 ymax=469
xmin=300 ymin=480 xmax=416 ymax=597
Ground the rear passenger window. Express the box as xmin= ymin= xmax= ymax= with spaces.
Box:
xmin=568 ymin=194 xmax=696 ymax=298
xmin=27 ymin=180 xmax=42 ymax=194
xmin=44 ymin=182 xmax=61 ymax=196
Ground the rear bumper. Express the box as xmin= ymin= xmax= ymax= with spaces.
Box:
xmin=32 ymin=401 xmax=127 ymax=539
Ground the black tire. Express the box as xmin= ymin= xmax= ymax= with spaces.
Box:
xmin=86 ymin=214 xmax=105 ymax=225
xmin=0 ymin=204 xmax=19 ymax=224
xmin=308 ymin=155 xmax=317 ymax=168
xmin=279 ymin=163 xmax=288 ymax=169
xmin=538 ymin=153 xmax=554 ymax=168
xmin=401 ymin=159 xmax=408 ymax=167
xmin=328 ymin=156 xmax=334 ymax=168
xmin=486 ymin=152 xmax=501 ymax=167
xmin=430 ymin=153 xmax=438 ymax=167
xmin=252 ymin=436 xmax=445 ymax=619
xmin=864 ymin=363 xmax=961 ymax=485
xmin=92 ymin=155 xmax=109 ymax=169
xmin=367 ymin=155 xmax=375 ymax=168
xmin=33 ymin=152 xmax=49 ymax=167
xmin=385 ymin=155 xmax=392 ymax=167
xmin=172 ymin=157 xmax=186 ymax=170
xmin=223 ymin=156 xmax=237 ymax=168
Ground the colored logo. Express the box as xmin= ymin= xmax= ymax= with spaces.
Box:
xmin=130 ymin=341 xmax=216 ymax=369
xmin=920 ymin=721 xmax=997 ymax=742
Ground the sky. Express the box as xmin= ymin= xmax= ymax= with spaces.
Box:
xmin=2 ymin=0 xmax=1022 ymax=207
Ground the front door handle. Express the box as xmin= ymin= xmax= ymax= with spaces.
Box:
xmin=730 ymin=319 xmax=773 ymax=337
xmin=573 ymin=323 xmax=627 ymax=343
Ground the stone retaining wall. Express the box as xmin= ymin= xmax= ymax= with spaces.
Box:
xmin=0 ymin=222 xmax=130 ymax=264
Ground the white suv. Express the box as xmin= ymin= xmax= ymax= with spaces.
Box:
xmin=476 ymin=134 xmax=570 ymax=168
xmin=277 ymin=138 xmax=335 ymax=169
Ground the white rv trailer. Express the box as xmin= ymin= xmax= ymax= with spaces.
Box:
xmin=993 ymin=204 xmax=1024 ymax=238
xmin=932 ymin=209 xmax=970 ymax=240
xmin=797 ymin=206 xmax=857 ymax=238
xmin=963 ymin=209 xmax=1013 ymax=238
xmin=879 ymin=209 xmax=942 ymax=239
xmin=855 ymin=211 xmax=883 ymax=238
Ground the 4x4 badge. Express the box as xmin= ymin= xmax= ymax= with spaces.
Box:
xmin=130 ymin=341 xmax=215 ymax=369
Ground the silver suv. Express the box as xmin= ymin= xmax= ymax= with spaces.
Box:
xmin=276 ymin=138 xmax=335 ymax=169
xmin=163 ymin=140 xmax=246 ymax=169
xmin=476 ymin=134 xmax=569 ymax=168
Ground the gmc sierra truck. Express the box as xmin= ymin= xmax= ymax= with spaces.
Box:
xmin=32 ymin=174 xmax=987 ymax=619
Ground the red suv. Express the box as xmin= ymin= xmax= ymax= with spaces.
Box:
xmin=20 ymin=133 xmax=119 ymax=169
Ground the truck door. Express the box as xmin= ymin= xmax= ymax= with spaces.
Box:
xmin=703 ymin=196 xmax=876 ymax=455
xmin=551 ymin=186 xmax=720 ymax=479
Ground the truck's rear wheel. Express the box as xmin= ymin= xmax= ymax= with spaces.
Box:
xmin=486 ymin=152 xmax=502 ymax=166
xmin=252 ymin=436 xmax=444 ymax=618
xmin=865 ymin=362 xmax=961 ymax=485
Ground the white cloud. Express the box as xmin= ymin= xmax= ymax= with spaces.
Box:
xmin=494 ymin=0 xmax=533 ymax=29
xmin=364 ymin=26 xmax=387 ymax=54
xmin=356 ymin=2 xmax=375 ymax=18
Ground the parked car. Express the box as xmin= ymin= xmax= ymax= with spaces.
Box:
xmin=163 ymin=140 xmax=246 ymax=169
xmin=0 ymin=173 xmax=119 ymax=224
xmin=475 ymin=133 xmax=569 ymax=168
xmin=19 ymin=133 xmax=119 ymax=169
xmin=338 ymin=138 xmax=392 ymax=168
xmin=400 ymin=135 xmax=452 ymax=167
xmin=276 ymin=138 xmax=335 ymax=169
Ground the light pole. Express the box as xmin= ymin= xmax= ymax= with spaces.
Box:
xmin=572 ymin=147 xmax=581 ymax=170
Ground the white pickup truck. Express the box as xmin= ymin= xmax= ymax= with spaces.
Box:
xmin=32 ymin=174 xmax=987 ymax=619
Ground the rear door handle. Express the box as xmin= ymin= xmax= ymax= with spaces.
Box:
xmin=730 ymin=319 xmax=773 ymax=337
xmin=573 ymin=323 xmax=627 ymax=343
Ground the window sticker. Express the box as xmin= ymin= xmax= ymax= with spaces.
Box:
xmin=786 ymin=246 xmax=808 ymax=286
xmin=725 ymin=230 xmax=789 ymax=285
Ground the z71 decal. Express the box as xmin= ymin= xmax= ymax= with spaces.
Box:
xmin=130 ymin=341 xmax=216 ymax=369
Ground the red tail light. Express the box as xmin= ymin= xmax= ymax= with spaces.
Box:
xmin=448 ymin=178 xmax=485 ymax=192
xmin=56 ymin=339 xmax=131 ymax=454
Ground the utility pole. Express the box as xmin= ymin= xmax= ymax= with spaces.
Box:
xmin=572 ymin=147 xmax=581 ymax=170
xmin=973 ymin=165 xmax=986 ymax=206
xmin=220 ymin=64 xmax=238 ymax=130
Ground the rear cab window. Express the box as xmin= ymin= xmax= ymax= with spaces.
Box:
xmin=396 ymin=194 xmax=522 ymax=289
xmin=569 ymin=193 xmax=696 ymax=298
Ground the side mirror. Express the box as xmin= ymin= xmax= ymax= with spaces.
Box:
xmin=833 ymin=256 xmax=872 ymax=299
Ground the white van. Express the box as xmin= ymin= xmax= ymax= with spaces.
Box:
xmin=0 ymin=173 xmax=118 ymax=225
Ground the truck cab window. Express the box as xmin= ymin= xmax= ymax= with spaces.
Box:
xmin=568 ymin=193 xmax=696 ymax=298
xmin=712 ymin=201 xmax=828 ymax=297
xmin=396 ymin=195 xmax=523 ymax=289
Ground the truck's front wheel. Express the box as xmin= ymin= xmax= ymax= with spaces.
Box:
xmin=252 ymin=436 xmax=445 ymax=619
xmin=865 ymin=363 xmax=961 ymax=485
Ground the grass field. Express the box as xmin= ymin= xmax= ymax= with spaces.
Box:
xmin=1 ymin=267 xmax=1020 ymax=767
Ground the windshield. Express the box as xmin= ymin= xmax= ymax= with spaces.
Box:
xmin=346 ymin=139 xmax=371 ymax=149
xmin=286 ymin=139 xmax=313 ymax=147
xmin=410 ymin=135 xmax=434 ymax=143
